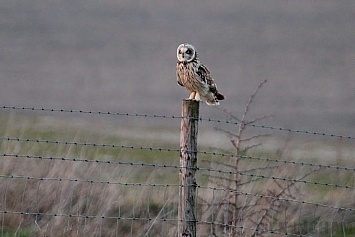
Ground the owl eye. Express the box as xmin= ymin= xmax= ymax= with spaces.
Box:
xmin=186 ymin=49 xmax=192 ymax=54
xmin=179 ymin=50 xmax=182 ymax=54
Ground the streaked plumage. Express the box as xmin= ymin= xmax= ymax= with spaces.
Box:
xmin=176 ymin=43 xmax=225 ymax=105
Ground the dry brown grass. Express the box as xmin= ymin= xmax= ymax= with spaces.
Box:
xmin=0 ymin=153 xmax=181 ymax=236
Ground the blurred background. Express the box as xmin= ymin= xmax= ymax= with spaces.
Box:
xmin=1 ymin=0 xmax=354 ymax=135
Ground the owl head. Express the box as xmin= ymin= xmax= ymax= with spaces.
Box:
xmin=177 ymin=43 xmax=198 ymax=63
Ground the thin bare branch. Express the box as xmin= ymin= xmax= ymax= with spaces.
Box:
xmin=241 ymin=134 xmax=270 ymax=142
xmin=219 ymin=108 xmax=242 ymax=123
xmin=244 ymin=114 xmax=274 ymax=126
xmin=241 ymin=79 xmax=268 ymax=123
xmin=241 ymin=143 xmax=262 ymax=153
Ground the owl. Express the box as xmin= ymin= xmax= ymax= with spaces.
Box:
xmin=176 ymin=43 xmax=225 ymax=105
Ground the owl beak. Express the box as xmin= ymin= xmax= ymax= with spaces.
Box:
xmin=183 ymin=53 xmax=189 ymax=61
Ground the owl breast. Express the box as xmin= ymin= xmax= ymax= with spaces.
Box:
xmin=177 ymin=62 xmax=208 ymax=95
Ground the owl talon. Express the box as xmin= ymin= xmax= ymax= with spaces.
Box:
xmin=194 ymin=93 xmax=201 ymax=101
xmin=188 ymin=92 xmax=196 ymax=100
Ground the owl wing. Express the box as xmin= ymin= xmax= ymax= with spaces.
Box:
xmin=197 ymin=64 xmax=218 ymax=94
xmin=176 ymin=65 xmax=184 ymax=87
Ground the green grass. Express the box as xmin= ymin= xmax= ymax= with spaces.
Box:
xmin=1 ymin=228 xmax=34 ymax=237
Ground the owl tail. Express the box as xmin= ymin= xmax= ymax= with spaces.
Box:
xmin=206 ymin=100 xmax=220 ymax=106
xmin=204 ymin=92 xmax=225 ymax=105
xmin=216 ymin=93 xmax=225 ymax=100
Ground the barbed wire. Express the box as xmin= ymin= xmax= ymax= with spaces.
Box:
xmin=0 ymin=153 xmax=181 ymax=170
xmin=2 ymin=153 xmax=355 ymax=190
xmin=0 ymin=174 xmax=179 ymax=187
xmin=2 ymin=136 xmax=354 ymax=172
xmin=0 ymin=209 xmax=317 ymax=237
xmin=1 ymin=174 xmax=354 ymax=212
xmin=0 ymin=136 xmax=181 ymax=153
xmin=1 ymin=105 xmax=355 ymax=140
xmin=0 ymin=105 xmax=182 ymax=119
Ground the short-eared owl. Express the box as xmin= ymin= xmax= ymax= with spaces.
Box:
xmin=176 ymin=43 xmax=225 ymax=105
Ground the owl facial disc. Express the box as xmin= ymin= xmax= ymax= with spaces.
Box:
xmin=177 ymin=43 xmax=196 ymax=63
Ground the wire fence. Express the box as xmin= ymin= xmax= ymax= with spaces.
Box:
xmin=0 ymin=105 xmax=354 ymax=236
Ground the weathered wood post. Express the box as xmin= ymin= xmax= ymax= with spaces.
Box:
xmin=178 ymin=99 xmax=199 ymax=237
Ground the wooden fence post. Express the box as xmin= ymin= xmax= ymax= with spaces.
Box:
xmin=178 ymin=99 xmax=199 ymax=237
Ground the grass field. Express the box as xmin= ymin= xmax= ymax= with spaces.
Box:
xmin=0 ymin=110 xmax=355 ymax=236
